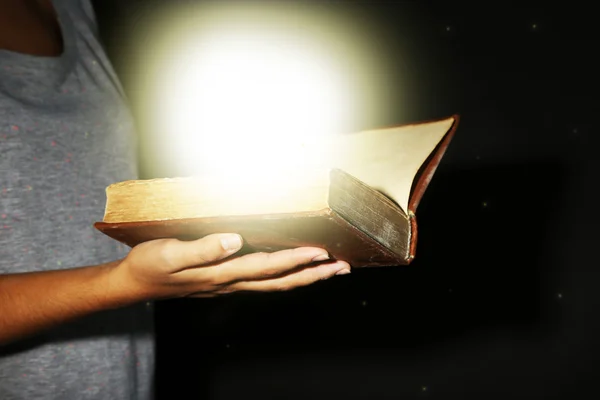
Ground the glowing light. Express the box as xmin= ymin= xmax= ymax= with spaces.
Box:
xmin=159 ymin=30 xmax=346 ymax=184
xmin=134 ymin=2 xmax=390 ymax=183
xmin=130 ymin=2 xmax=392 ymax=209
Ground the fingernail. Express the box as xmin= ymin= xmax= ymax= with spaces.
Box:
xmin=335 ymin=268 xmax=351 ymax=275
xmin=220 ymin=234 xmax=243 ymax=251
xmin=312 ymin=253 xmax=330 ymax=262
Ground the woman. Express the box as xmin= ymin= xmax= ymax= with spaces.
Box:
xmin=0 ymin=1 xmax=350 ymax=398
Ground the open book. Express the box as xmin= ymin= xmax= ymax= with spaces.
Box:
xmin=95 ymin=115 xmax=459 ymax=267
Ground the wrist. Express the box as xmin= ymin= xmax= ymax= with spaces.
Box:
xmin=101 ymin=259 xmax=147 ymax=309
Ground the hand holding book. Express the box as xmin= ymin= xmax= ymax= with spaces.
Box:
xmin=108 ymin=233 xmax=350 ymax=301
xmin=0 ymin=231 xmax=349 ymax=345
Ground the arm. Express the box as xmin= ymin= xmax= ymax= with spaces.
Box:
xmin=0 ymin=233 xmax=350 ymax=345
xmin=0 ymin=261 xmax=128 ymax=345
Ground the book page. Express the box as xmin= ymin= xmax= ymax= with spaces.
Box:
xmin=104 ymin=169 xmax=332 ymax=222
xmin=103 ymin=117 xmax=455 ymax=222
xmin=326 ymin=117 xmax=455 ymax=213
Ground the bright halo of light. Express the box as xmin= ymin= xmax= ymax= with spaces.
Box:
xmin=134 ymin=3 xmax=390 ymax=203
xmin=156 ymin=29 xmax=350 ymax=188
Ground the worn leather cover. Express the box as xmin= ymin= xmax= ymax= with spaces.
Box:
xmin=95 ymin=115 xmax=459 ymax=267
xmin=95 ymin=209 xmax=405 ymax=267
xmin=406 ymin=114 xmax=460 ymax=262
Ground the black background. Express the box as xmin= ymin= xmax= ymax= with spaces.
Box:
xmin=93 ymin=1 xmax=599 ymax=399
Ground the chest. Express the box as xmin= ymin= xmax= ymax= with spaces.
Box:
xmin=1 ymin=91 xmax=137 ymax=182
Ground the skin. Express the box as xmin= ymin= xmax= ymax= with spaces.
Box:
xmin=0 ymin=0 xmax=63 ymax=56
xmin=0 ymin=0 xmax=351 ymax=346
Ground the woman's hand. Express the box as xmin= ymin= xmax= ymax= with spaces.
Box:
xmin=110 ymin=233 xmax=351 ymax=301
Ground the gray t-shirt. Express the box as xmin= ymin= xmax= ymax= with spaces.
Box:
xmin=0 ymin=1 xmax=154 ymax=399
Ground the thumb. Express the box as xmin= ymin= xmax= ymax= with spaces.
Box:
xmin=169 ymin=233 xmax=244 ymax=269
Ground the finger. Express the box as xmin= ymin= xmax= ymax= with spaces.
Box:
xmin=166 ymin=233 xmax=244 ymax=270
xmin=222 ymin=260 xmax=351 ymax=293
xmin=180 ymin=247 xmax=331 ymax=284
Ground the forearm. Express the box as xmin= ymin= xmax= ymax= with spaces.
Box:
xmin=0 ymin=261 xmax=137 ymax=345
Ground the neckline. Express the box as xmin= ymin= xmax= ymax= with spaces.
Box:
xmin=0 ymin=1 xmax=76 ymax=66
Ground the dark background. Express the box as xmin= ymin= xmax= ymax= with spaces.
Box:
xmin=93 ymin=1 xmax=598 ymax=399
